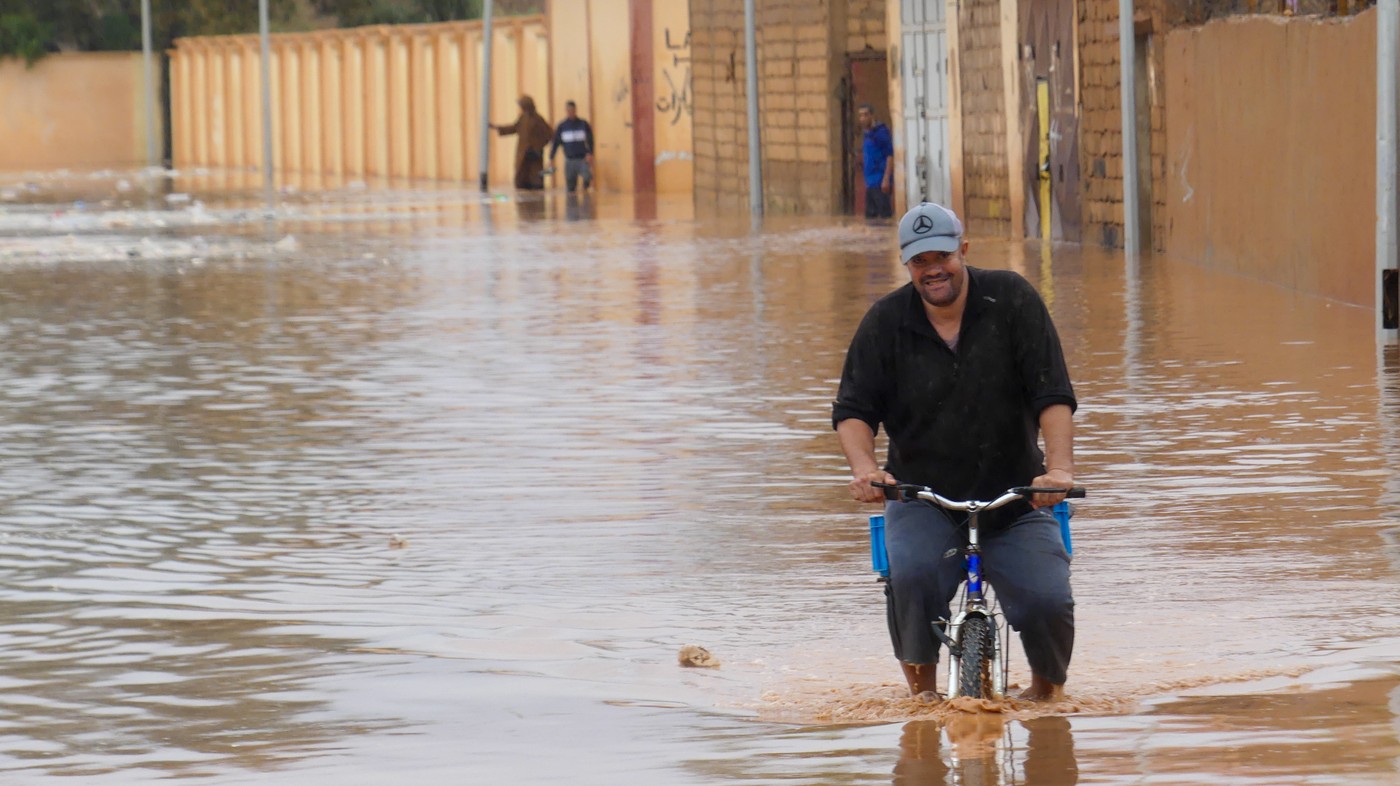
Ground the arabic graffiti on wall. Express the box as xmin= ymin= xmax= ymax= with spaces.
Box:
xmin=656 ymin=27 xmax=692 ymax=126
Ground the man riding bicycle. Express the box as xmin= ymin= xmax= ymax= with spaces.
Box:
xmin=832 ymin=202 xmax=1077 ymax=702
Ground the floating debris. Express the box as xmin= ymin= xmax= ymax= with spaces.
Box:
xmin=678 ymin=645 xmax=720 ymax=668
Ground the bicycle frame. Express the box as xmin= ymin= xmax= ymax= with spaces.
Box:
xmin=943 ymin=503 xmax=1006 ymax=700
xmin=872 ymin=483 xmax=1083 ymax=701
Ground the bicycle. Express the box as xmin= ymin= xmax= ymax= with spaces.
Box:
xmin=869 ymin=482 xmax=1085 ymax=701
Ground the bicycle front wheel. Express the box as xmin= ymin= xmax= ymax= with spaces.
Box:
xmin=957 ymin=614 xmax=996 ymax=700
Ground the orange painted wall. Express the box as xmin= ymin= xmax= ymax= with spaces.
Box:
xmin=546 ymin=0 xmax=692 ymax=194
xmin=587 ymin=0 xmax=636 ymax=192
xmin=170 ymin=19 xmax=548 ymax=187
xmin=1163 ymin=12 xmax=1376 ymax=307
xmin=652 ymin=0 xmax=694 ymax=194
xmin=172 ymin=5 xmax=691 ymax=193
xmin=0 ymin=52 xmax=157 ymax=171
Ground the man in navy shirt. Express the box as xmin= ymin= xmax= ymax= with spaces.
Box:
xmin=548 ymin=100 xmax=595 ymax=193
xmin=859 ymin=104 xmax=894 ymax=218
xmin=833 ymin=202 xmax=1077 ymax=702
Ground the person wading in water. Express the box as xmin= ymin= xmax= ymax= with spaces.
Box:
xmin=492 ymin=95 xmax=553 ymax=190
xmin=833 ymin=202 xmax=1078 ymax=702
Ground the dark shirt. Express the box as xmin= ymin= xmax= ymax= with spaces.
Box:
xmin=862 ymin=123 xmax=893 ymax=188
xmin=550 ymin=117 xmax=594 ymax=160
xmin=832 ymin=267 xmax=1077 ymax=527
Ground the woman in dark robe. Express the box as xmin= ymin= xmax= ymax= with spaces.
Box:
xmin=492 ymin=95 xmax=553 ymax=190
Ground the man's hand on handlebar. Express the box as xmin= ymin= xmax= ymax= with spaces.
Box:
xmin=850 ymin=470 xmax=897 ymax=504
xmin=872 ymin=480 xmax=1083 ymax=511
xmin=1028 ymin=469 xmax=1075 ymax=509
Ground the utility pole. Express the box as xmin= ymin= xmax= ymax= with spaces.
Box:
xmin=479 ymin=0 xmax=495 ymax=192
xmin=140 ymin=0 xmax=158 ymax=167
xmin=1379 ymin=0 xmax=1399 ymax=345
xmin=259 ymin=0 xmax=275 ymax=209
xmin=1118 ymin=0 xmax=1138 ymax=259
xmin=744 ymin=0 xmax=762 ymax=219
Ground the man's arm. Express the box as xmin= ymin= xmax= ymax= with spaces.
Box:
xmin=549 ymin=124 xmax=563 ymax=160
xmin=585 ymin=120 xmax=595 ymax=165
xmin=837 ymin=418 xmax=895 ymax=504
xmin=1030 ymin=403 xmax=1074 ymax=508
xmin=834 ymin=303 xmax=894 ymax=503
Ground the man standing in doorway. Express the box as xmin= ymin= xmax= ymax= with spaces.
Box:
xmin=548 ymin=100 xmax=595 ymax=193
xmin=858 ymin=104 xmax=894 ymax=219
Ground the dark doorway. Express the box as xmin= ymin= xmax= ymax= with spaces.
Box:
xmin=1019 ymin=0 xmax=1081 ymax=241
xmin=842 ymin=52 xmax=891 ymax=215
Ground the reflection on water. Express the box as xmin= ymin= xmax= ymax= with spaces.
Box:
xmin=0 ymin=175 xmax=1398 ymax=783
xmin=893 ymin=715 xmax=1079 ymax=786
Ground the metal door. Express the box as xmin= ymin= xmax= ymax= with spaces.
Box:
xmin=1019 ymin=0 xmax=1081 ymax=241
xmin=901 ymin=0 xmax=952 ymax=208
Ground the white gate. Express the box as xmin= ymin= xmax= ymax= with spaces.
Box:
xmin=901 ymin=0 xmax=952 ymax=208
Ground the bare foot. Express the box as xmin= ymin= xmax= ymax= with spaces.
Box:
xmin=900 ymin=662 xmax=940 ymax=696
xmin=1016 ymin=674 xmax=1065 ymax=702
xmin=913 ymin=690 xmax=944 ymax=704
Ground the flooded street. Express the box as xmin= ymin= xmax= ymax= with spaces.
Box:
xmin=1 ymin=173 xmax=1399 ymax=784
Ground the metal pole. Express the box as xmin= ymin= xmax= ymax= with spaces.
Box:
xmin=1379 ymin=0 xmax=1399 ymax=345
xmin=744 ymin=0 xmax=762 ymax=218
xmin=1118 ymin=0 xmax=1138 ymax=258
xmin=479 ymin=0 xmax=495 ymax=193
xmin=140 ymin=0 xmax=157 ymax=167
xmin=259 ymin=0 xmax=275 ymax=209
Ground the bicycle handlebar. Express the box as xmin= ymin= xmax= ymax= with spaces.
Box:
xmin=871 ymin=481 xmax=1085 ymax=511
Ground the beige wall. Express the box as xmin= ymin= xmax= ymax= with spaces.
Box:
xmin=691 ymin=0 xmax=749 ymax=214
xmin=170 ymin=19 xmax=547 ymax=186
xmin=652 ymin=0 xmax=695 ymax=195
xmin=0 ymin=52 xmax=158 ymax=171
xmin=886 ymin=0 xmax=907 ymax=218
xmin=1077 ymin=0 xmax=1168 ymax=249
xmin=691 ymin=0 xmax=845 ymax=215
xmin=549 ymin=1 xmax=594 ymax=140
xmin=1163 ymin=12 xmax=1375 ymax=307
xmin=588 ymin=0 xmax=635 ymax=192
xmin=847 ymin=0 xmax=887 ymax=51
xmin=546 ymin=0 xmax=693 ymax=195
xmin=954 ymin=0 xmax=1013 ymax=236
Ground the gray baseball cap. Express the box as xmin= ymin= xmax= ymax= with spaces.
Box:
xmin=898 ymin=202 xmax=964 ymax=263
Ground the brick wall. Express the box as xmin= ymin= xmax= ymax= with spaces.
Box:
xmin=691 ymin=0 xmax=844 ymax=214
xmin=1077 ymin=0 xmax=1167 ymax=249
xmin=957 ymin=0 xmax=1013 ymax=236
xmin=846 ymin=0 xmax=887 ymax=52
xmin=690 ymin=0 xmax=745 ymax=213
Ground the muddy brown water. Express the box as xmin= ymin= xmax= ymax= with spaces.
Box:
xmin=1 ymin=176 xmax=1399 ymax=784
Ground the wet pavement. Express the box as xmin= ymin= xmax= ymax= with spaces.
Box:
xmin=1 ymin=170 xmax=1399 ymax=784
